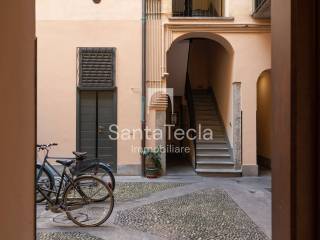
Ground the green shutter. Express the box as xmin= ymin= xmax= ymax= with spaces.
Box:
xmin=79 ymin=48 xmax=116 ymax=88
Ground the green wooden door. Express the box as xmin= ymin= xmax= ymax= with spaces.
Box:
xmin=78 ymin=91 xmax=117 ymax=171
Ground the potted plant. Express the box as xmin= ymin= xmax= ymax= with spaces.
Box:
xmin=142 ymin=147 xmax=162 ymax=178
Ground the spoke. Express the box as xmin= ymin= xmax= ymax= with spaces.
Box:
xmin=90 ymin=186 xmax=105 ymax=199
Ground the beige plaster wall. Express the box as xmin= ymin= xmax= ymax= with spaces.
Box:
xmin=166 ymin=32 xmax=271 ymax=168
xmin=161 ymin=0 xmax=272 ymax=171
xmin=257 ymin=70 xmax=272 ymax=159
xmin=167 ymin=40 xmax=190 ymax=96
xmin=163 ymin=0 xmax=270 ymax=24
xmin=207 ymin=41 xmax=233 ymax=145
xmin=229 ymin=0 xmax=254 ymax=22
xmin=183 ymin=39 xmax=233 ymax=146
xmin=221 ymin=32 xmax=271 ymax=166
xmin=36 ymin=0 xmax=142 ymax=21
xmin=189 ymin=39 xmax=211 ymax=89
xmin=37 ymin=19 xmax=142 ymax=168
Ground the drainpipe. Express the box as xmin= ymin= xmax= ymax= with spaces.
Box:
xmin=141 ymin=0 xmax=146 ymax=177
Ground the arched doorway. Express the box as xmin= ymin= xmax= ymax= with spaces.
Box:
xmin=165 ymin=34 xmax=238 ymax=175
xmin=257 ymin=69 xmax=272 ymax=173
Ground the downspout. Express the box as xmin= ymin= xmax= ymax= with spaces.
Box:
xmin=141 ymin=0 xmax=146 ymax=177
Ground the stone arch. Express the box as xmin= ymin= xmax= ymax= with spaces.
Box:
xmin=167 ymin=31 xmax=234 ymax=56
xmin=165 ymin=31 xmax=241 ymax=172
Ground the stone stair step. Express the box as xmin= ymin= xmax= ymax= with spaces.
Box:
xmin=192 ymin=89 xmax=236 ymax=176
xmin=197 ymin=159 xmax=234 ymax=164
xmin=197 ymin=144 xmax=228 ymax=149
xmin=197 ymin=163 xmax=234 ymax=170
xmin=197 ymin=149 xmax=230 ymax=155
xmin=197 ymin=139 xmax=227 ymax=144
xmin=195 ymin=111 xmax=218 ymax=115
xmin=197 ymin=114 xmax=220 ymax=118
xmin=201 ymin=125 xmax=224 ymax=128
xmin=197 ymin=119 xmax=221 ymax=122
xmin=196 ymin=152 xmax=231 ymax=157
xmin=197 ymin=122 xmax=222 ymax=126
xmin=195 ymin=168 xmax=242 ymax=176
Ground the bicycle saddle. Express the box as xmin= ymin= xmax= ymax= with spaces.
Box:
xmin=72 ymin=151 xmax=88 ymax=159
xmin=56 ymin=159 xmax=74 ymax=167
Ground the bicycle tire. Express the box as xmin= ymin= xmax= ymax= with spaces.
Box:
xmin=78 ymin=162 xmax=115 ymax=192
xmin=63 ymin=176 xmax=114 ymax=227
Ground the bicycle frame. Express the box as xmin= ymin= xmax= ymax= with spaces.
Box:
xmin=36 ymin=144 xmax=115 ymax=202
xmin=36 ymin=146 xmax=77 ymax=205
xmin=37 ymin=165 xmax=73 ymax=206
xmin=36 ymin=147 xmax=75 ymax=188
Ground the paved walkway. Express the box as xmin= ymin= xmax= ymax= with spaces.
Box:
xmin=37 ymin=174 xmax=271 ymax=240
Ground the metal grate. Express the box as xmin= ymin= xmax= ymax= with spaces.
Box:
xmin=78 ymin=48 xmax=115 ymax=88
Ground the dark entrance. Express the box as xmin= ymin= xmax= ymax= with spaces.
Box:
xmin=78 ymin=91 xmax=117 ymax=171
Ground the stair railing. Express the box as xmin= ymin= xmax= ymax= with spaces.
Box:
xmin=185 ymin=73 xmax=197 ymax=168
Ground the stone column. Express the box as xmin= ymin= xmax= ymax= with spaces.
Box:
xmin=232 ymin=82 xmax=242 ymax=170
xmin=156 ymin=110 xmax=167 ymax=174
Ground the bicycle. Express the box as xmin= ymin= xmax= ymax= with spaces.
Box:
xmin=36 ymin=143 xmax=115 ymax=203
xmin=36 ymin=147 xmax=114 ymax=227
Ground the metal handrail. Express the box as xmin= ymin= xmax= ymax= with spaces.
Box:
xmin=185 ymin=73 xmax=197 ymax=168
xmin=255 ymin=0 xmax=267 ymax=11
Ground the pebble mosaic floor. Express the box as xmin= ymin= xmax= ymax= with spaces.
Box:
xmin=114 ymin=189 xmax=269 ymax=240
xmin=37 ymin=232 xmax=103 ymax=240
xmin=114 ymin=182 xmax=187 ymax=202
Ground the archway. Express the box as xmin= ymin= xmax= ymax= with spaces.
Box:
xmin=165 ymin=33 xmax=236 ymax=175
xmin=257 ymin=69 xmax=272 ymax=173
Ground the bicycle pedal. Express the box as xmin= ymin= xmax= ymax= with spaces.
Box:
xmin=50 ymin=206 xmax=63 ymax=213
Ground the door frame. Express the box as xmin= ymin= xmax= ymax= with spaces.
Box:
xmin=272 ymin=0 xmax=320 ymax=239
xmin=76 ymin=88 xmax=118 ymax=171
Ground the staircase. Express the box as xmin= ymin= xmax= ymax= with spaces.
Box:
xmin=193 ymin=90 xmax=241 ymax=176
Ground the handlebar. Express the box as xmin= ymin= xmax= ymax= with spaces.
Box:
xmin=36 ymin=143 xmax=58 ymax=150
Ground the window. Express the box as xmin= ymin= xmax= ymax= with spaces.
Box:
xmin=78 ymin=48 xmax=115 ymax=88
xmin=172 ymin=0 xmax=223 ymax=17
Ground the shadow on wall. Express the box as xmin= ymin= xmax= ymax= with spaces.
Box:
xmin=187 ymin=38 xmax=234 ymax=145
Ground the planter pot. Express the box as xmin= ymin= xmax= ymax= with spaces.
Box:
xmin=145 ymin=167 xmax=160 ymax=178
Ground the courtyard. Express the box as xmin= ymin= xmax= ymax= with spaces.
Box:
xmin=37 ymin=174 xmax=271 ymax=240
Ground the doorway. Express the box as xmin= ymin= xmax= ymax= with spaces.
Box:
xmin=78 ymin=90 xmax=117 ymax=171
xmin=165 ymin=96 xmax=195 ymax=175
xmin=257 ymin=70 xmax=272 ymax=173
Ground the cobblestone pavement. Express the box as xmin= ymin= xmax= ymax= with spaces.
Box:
xmin=114 ymin=182 xmax=187 ymax=202
xmin=115 ymin=189 xmax=269 ymax=240
xmin=37 ymin=232 xmax=103 ymax=240
xmin=37 ymin=175 xmax=271 ymax=240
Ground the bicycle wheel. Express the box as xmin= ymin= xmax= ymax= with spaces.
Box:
xmin=80 ymin=163 xmax=115 ymax=191
xmin=36 ymin=164 xmax=54 ymax=203
xmin=63 ymin=176 xmax=114 ymax=227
